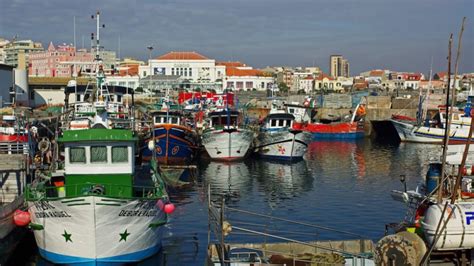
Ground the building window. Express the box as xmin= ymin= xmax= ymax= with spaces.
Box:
xmin=70 ymin=147 xmax=86 ymax=163
xmin=112 ymin=146 xmax=128 ymax=163
xmin=180 ymin=68 xmax=184 ymax=76
xmin=143 ymin=71 xmax=147 ymax=77
xmin=261 ymin=82 xmax=264 ymax=88
xmin=189 ymin=68 xmax=192 ymax=76
xmin=90 ymin=146 xmax=107 ymax=163
xmin=184 ymin=68 xmax=188 ymax=76
xmin=171 ymin=68 xmax=175 ymax=75
xmin=117 ymin=95 xmax=122 ymax=102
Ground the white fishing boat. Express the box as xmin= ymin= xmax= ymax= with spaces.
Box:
xmin=391 ymin=105 xmax=473 ymax=144
xmin=22 ymin=11 xmax=173 ymax=265
xmin=255 ymin=105 xmax=311 ymax=160
xmin=201 ymin=109 xmax=254 ymax=161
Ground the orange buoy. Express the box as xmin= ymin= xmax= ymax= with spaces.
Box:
xmin=13 ymin=210 xmax=31 ymax=227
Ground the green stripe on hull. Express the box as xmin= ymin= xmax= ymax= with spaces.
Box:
xmin=65 ymin=173 xmax=132 ymax=197
xmin=59 ymin=128 xmax=137 ymax=143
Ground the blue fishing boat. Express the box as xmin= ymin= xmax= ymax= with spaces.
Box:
xmin=142 ymin=109 xmax=198 ymax=165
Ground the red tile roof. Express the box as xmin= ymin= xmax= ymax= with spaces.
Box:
xmin=370 ymin=70 xmax=384 ymax=77
xmin=157 ymin=51 xmax=208 ymax=60
xmin=435 ymin=72 xmax=448 ymax=79
xmin=216 ymin=61 xmax=245 ymax=67
xmin=226 ymin=67 xmax=267 ymax=77
xmin=315 ymin=72 xmax=334 ymax=81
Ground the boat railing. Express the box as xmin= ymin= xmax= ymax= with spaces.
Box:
xmin=25 ymin=182 xmax=164 ymax=201
xmin=74 ymin=102 xmax=95 ymax=115
xmin=0 ymin=142 xmax=28 ymax=154
xmin=207 ymin=188 xmax=374 ymax=265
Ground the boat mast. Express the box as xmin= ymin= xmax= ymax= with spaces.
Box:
xmin=437 ymin=33 xmax=453 ymax=203
xmin=449 ymin=17 xmax=467 ymax=203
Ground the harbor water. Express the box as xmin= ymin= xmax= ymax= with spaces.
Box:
xmin=8 ymin=138 xmax=441 ymax=265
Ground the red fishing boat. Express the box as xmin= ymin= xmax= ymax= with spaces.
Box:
xmin=293 ymin=100 xmax=367 ymax=139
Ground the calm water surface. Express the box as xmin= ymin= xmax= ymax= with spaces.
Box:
xmin=10 ymin=138 xmax=441 ymax=265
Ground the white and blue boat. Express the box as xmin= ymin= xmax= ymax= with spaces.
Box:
xmin=255 ymin=106 xmax=311 ymax=161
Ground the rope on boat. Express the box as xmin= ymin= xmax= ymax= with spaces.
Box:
xmin=226 ymin=207 xmax=369 ymax=239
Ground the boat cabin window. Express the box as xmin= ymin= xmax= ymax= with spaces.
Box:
xmin=211 ymin=115 xmax=237 ymax=126
xmin=289 ymin=108 xmax=294 ymax=114
xmin=112 ymin=146 xmax=128 ymax=163
xmin=171 ymin=117 xmax=179 ymax=124
xmin=70 ymin=147 xmax=86 ymax=163
xmin=287 ymin=120 xmax=292 ymax=127
xmin=90 ymin=146 xmax=107 ymax=163
xmin=278 ymin=120 xmax=284 ymax=127
xmin=271 ymin=119 xmax=277 ymax=127
xmin=155 ymin=116 xmax=180 ymax=124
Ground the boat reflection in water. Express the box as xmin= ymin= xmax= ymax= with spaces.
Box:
xmin=306 ymin=140 xmax=367 ymax=179
xmin=201 ymin=161 xmax=253 ymax=202
xmin=249 ymin=158 xmax=312 ymax=208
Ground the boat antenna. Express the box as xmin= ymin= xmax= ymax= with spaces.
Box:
xmin=73 ymin=16 xmax=77 ymax=101
xmin=421 ymin=57 xmax=434 ymax=125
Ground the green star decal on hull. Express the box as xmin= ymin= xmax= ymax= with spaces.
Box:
xmin=62 ymin=230 xmax=72 ymax=242
xmin=119 ymin=229 xmax=130 ymax=242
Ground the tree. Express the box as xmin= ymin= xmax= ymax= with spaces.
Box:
xmin=278 ymin=82 xmax=289 ymax=93
xmin=135 ymin=87 xmax=144 ymax=93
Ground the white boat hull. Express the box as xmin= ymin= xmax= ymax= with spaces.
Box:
xmin=256 ymin=130 xmax=311 ymax=160
xmin=28 ymin=196 xmax=167 ymax=264
xmin=391 ymin=119 xmax=471 ymax=144
xmin=202 ymin=129 xmax=254 ymax=161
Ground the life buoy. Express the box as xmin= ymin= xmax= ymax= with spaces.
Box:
xmin=90 ymin=184 xmax=106 ymax=195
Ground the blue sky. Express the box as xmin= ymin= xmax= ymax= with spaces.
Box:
xmin=1 ymin=0 xmax=473 ymax=75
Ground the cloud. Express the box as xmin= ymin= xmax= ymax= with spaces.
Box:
xmin=1 ymin=0 xmax=472 ymax=74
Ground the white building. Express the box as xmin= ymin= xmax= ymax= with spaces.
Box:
xmin=0 ymin=38 xmax=10 ymax=64
xmin=298 ymin=76 xmax=314 ymax=93
xmin=139 ymin=51 xmax=274 ymax=92
xmin=221 ymin=62 xmax=274 ymax=91
xmin=139 ymin=51 xmax=225 ymax=83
